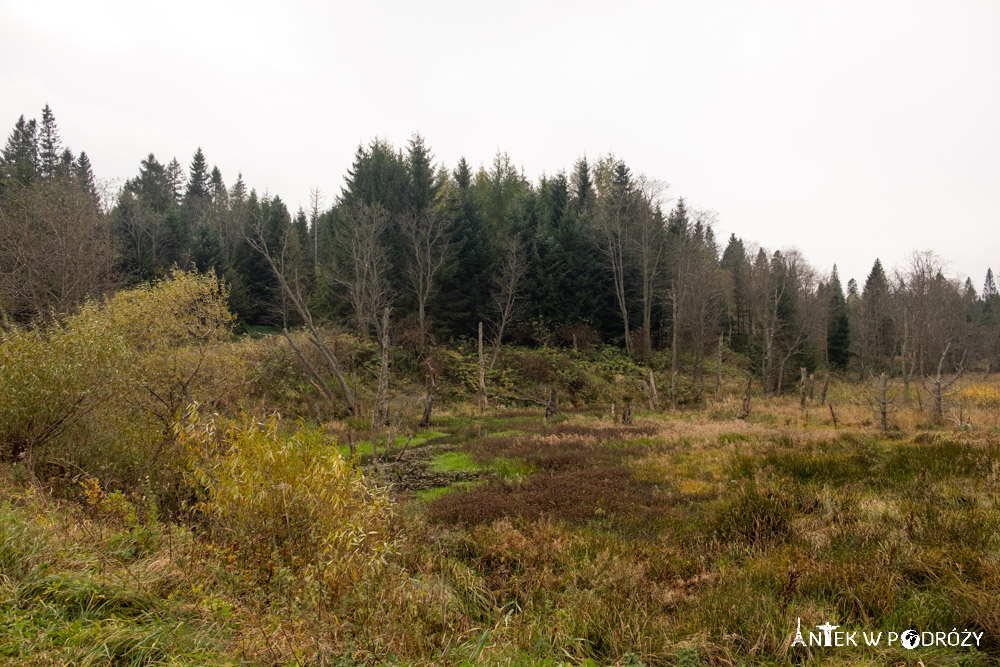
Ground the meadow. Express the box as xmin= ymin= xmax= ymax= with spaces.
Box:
xmin=2 ymin=275 xmax=998 ymax=666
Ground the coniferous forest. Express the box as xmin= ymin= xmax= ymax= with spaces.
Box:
xmin=2 ymin=106 xmax=1000 ymax=666
xmin=2 ymin=106 xmax=997 ymax=383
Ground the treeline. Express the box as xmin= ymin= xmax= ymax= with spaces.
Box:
xmin=2 ymin=105 xmax=997 ymax=395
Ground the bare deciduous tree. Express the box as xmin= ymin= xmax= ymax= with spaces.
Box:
xmin=243 ymin=214 xmax=358 ymax=416
xmin=0 ymin=178 xmax=118 ymax=320
xmin=330 ymin=202 xmax=392 ymax=340
xmin=489 ymin=234 xmax=526 ymax=370
xmin=400 ymin=206 xmax=451 ymax=351
xmin=591 ymin=159 xmax=635 ymax=356
xmin=632 ymin=175 xmax=668 ymax=357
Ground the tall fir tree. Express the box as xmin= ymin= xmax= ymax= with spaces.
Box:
xmin=2 ymin=115 xmax=38 ymax=187
xmin=826 ymin=265 xmax=851 ymax=368
xmin=37 ymin=104 xmax=61 ymax=179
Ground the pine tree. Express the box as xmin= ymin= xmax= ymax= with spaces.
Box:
xmin=74 ymin=152 xmax=96 ymax=196
xmin=185 ymin=148 xmax=210 ymax=201
xmin=406 ymin=133 xmax=439 ymax=214
xmin=166 ymin=158 xmax=184 ymax=204
xmin=983 ymin=268 xmax=997 ymax=301
xmin=857 ymin=258 xmax=894 ymax=371
xmin=2 ymin=115 xmax=38 ymax=186
xmin=57 ymin=148 xmax=75 ymax=179
xmin=720 ymin=233 xmax=752 ymax=351
xmin=128 ymin=154 xmax=171 ymax=213
xmin=826 ymin=265 xmax=851 ymax=368
xmin=37 ymin=104 xmax=61 ymax=179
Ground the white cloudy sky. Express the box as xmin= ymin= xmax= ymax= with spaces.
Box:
xmin=2 ymin=0 xmax=998 ymax=287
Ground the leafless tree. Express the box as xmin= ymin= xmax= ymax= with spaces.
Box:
xmin=895 ymin=251 xmax=968 ymax=393
xmin=631 ymin=175 xmax=668 ymax=357
xmin=865 ymin=372 xmax=902 ymax=433
xmin=0 ymin=178 xmax=118 ymax=320
xmin=922 ymin=339 xmax=966 ymax=421
xmin=329 ymin=202 xmax=392 ymax=340
xmin=489 ymin=234 xmax=526 ymax=370
xmin=243 ymin=213 xmax=358 ymax=416
xmin=591 ymin=158 xmax=636 ymax=356
xmin=400 ymin=205 xmax=452 ymax=351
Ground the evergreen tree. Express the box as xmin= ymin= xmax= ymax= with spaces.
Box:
xmin=38 ymin=104 xmax=61 ymax=179
xmin=720 ymin=233 xmax=752 ymax=351
xmin=406 ymin=133 xmax=439 ymax=214
xmin=826 ymin=265 xmax=851 ymax=368
xmin=856 ymin=258 xmax=894 ymax=371
xmin=74 ymin=152 xmax=96 ymax=195
xmin=2 ymin=115 xmax=38 ymax=187
xmin=166 ymin=158 xmax=184 ymax=205
xmin=433 ymin=157 xmax=492 ymax=336
xmin=185 ymin=148 xmax=210 ymax=201
xmin=983 ymin=269 xmax=997 ymax=301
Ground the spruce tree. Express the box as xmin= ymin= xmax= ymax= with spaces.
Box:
xmin=74 ymin=152 xmax=96 ymax=196
xmin=38 ymin=104 xmax=61 ymax=179
xmin=166 ymin=158 xmax=185 ymax=204
xmin=185 ymin=148 xmax=210 ymax=201
xmin=2 ymin=115 xmax=38 ymax=186
xmin=826 ymin=265 xmax=851 ymax=368
xmin=983 ymin=268 xmax=997 ymax=301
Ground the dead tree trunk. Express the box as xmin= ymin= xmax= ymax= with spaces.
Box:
xmin=622 ymin=400 xmax=633 ymax=425
xmin=643 ymin=369 xmax=660 ymax=411
xmin=715 ymin=332 xmax=724 ymax=401
xmin=923 ymin=340 xmax=965 ymax=422
xmin=370 ymin=307 xmax=391 ymax=462
xmin=477 ymin=322 xmax=488 ymax=415
xmin=670 ymin=282 xmax=679 ymax=410
xmin=544 ymin=388 xmax=557 ymax=421
xmin=878 ymin=372 xmax=889 ymax=433
xmin=820 ymin=371 xmax=831 ymax=406
xmin=419 ymin=369 xmax=437 ymax=428
xmin=799 ymin=367 xmax=807 ymax=410
xmin=737 ymin=376 xmax=753 ymax=419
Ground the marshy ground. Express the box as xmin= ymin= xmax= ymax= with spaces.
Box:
xmin=3 ymin=395 xmax=999 ymax=666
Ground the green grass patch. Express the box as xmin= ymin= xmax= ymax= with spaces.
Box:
xmin=490 ymin=457 xmax=536 ymax=483
xmin=338 ymin=429 xmax=448 ymax=459
xmin=415 ymin=480 xmax=480 ymax=502
xmin=429 ymin=451 xmax=482 ymax=473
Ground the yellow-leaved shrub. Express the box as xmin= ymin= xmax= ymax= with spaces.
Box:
xmin=0 ymin=270 xmax=245 ymax=501
xmin=179 ymin=407 xmax=396 ymax=601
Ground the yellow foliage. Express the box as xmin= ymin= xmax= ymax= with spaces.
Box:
xmin=179 ymin=407 xmax=395 ymax=600
xmin=957 ymin=384 xmax=1000 ymax=409
xmin=0 ymin=270 xmax=245 ymax=499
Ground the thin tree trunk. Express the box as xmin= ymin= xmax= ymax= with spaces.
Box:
xmin=670 ymin=282 xmax=679 ymax=410
xmin=371 ymin=307 xmax=391 ymax=461
xmin=799 ymin=367 xmax=807 ymax=410
xmin=420 ymin=371 xmax=437 ymax=428
xmin=715 ymin=332 xmax=724 ymax=401
xmin=647 ymin=369 xmax=660 ymax=411
xmin=879 ymin=372 xmax=889 ymax=433
xmin=478 ymin=322 xmax=488 ymax=415
xmin=820 ymin=371 xmax=831 ymax=406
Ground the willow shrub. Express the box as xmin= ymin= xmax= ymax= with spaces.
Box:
xmin=179 ymin=408 xmax=395 ymax=604
xmin=0 ymin=270 xmax=242 ymax=500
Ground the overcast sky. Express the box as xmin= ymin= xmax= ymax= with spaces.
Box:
xmin=2 ymin=0 xmax=998 ymax=287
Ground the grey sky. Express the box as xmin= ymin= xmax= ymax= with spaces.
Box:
xmin=2 ymin=0 xmax=998 ymax=288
